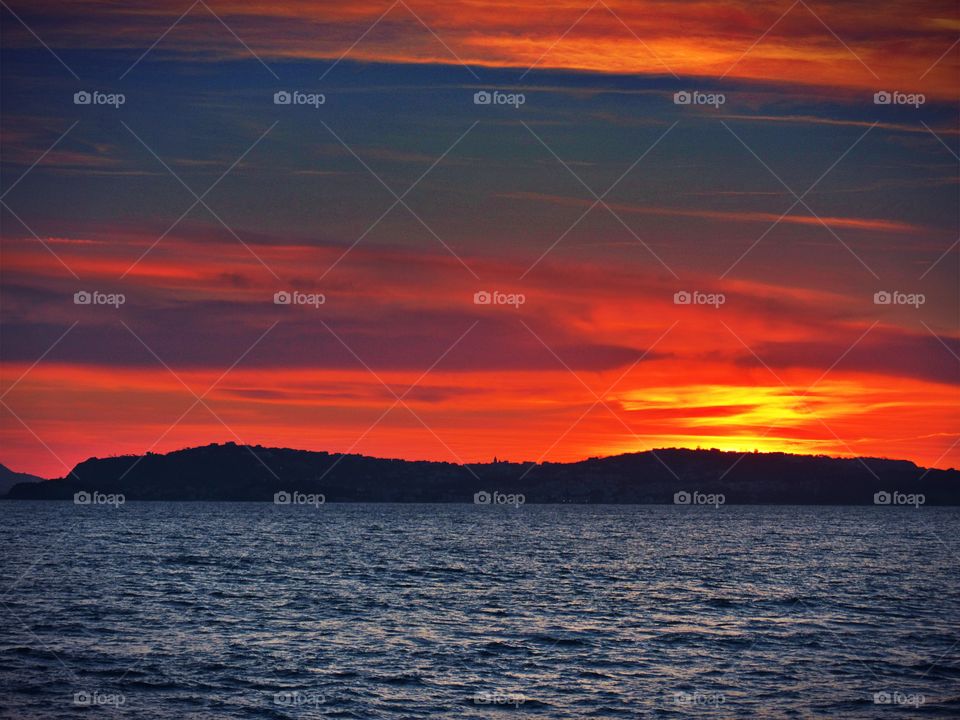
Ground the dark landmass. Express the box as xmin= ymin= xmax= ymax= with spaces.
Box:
xmin=0 ymin=463 xmax=45 ymax=496
xmin=4 ymin=442 xmax=959 ymax=504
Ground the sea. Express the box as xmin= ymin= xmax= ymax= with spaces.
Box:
xmin=1 ymin=502 xmax=957 ymax=718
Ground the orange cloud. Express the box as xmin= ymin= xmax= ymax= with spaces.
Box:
xmin=3 ymin=351 xmax=957 ymax=479
xmin=2 ymin=227 xmax=958 ymax=476
xmin=7 ymin=0 xmax=959 ymax=97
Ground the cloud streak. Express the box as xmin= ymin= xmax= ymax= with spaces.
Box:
xmin=4 ymin=0 xmax=959 ymax=96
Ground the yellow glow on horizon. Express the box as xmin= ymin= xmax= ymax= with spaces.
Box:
xmin=615 ymin=383 xmax=861 ymax=428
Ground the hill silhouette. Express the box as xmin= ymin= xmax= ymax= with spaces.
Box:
xmin=0 ymin=463 xmax=45 ymax=496
xmin=5 ymin=442 xmax=959 ymax=504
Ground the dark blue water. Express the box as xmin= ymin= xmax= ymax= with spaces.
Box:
xmin=1 ymin=503 xmax=958 ymax=718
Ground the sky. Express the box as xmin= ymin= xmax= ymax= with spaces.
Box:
xmin=1 ymin=0 xmax=958 ymax=477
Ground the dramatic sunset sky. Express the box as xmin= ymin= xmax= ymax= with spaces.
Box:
xmin=1 ymin=0 xmax=958 ymax=477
